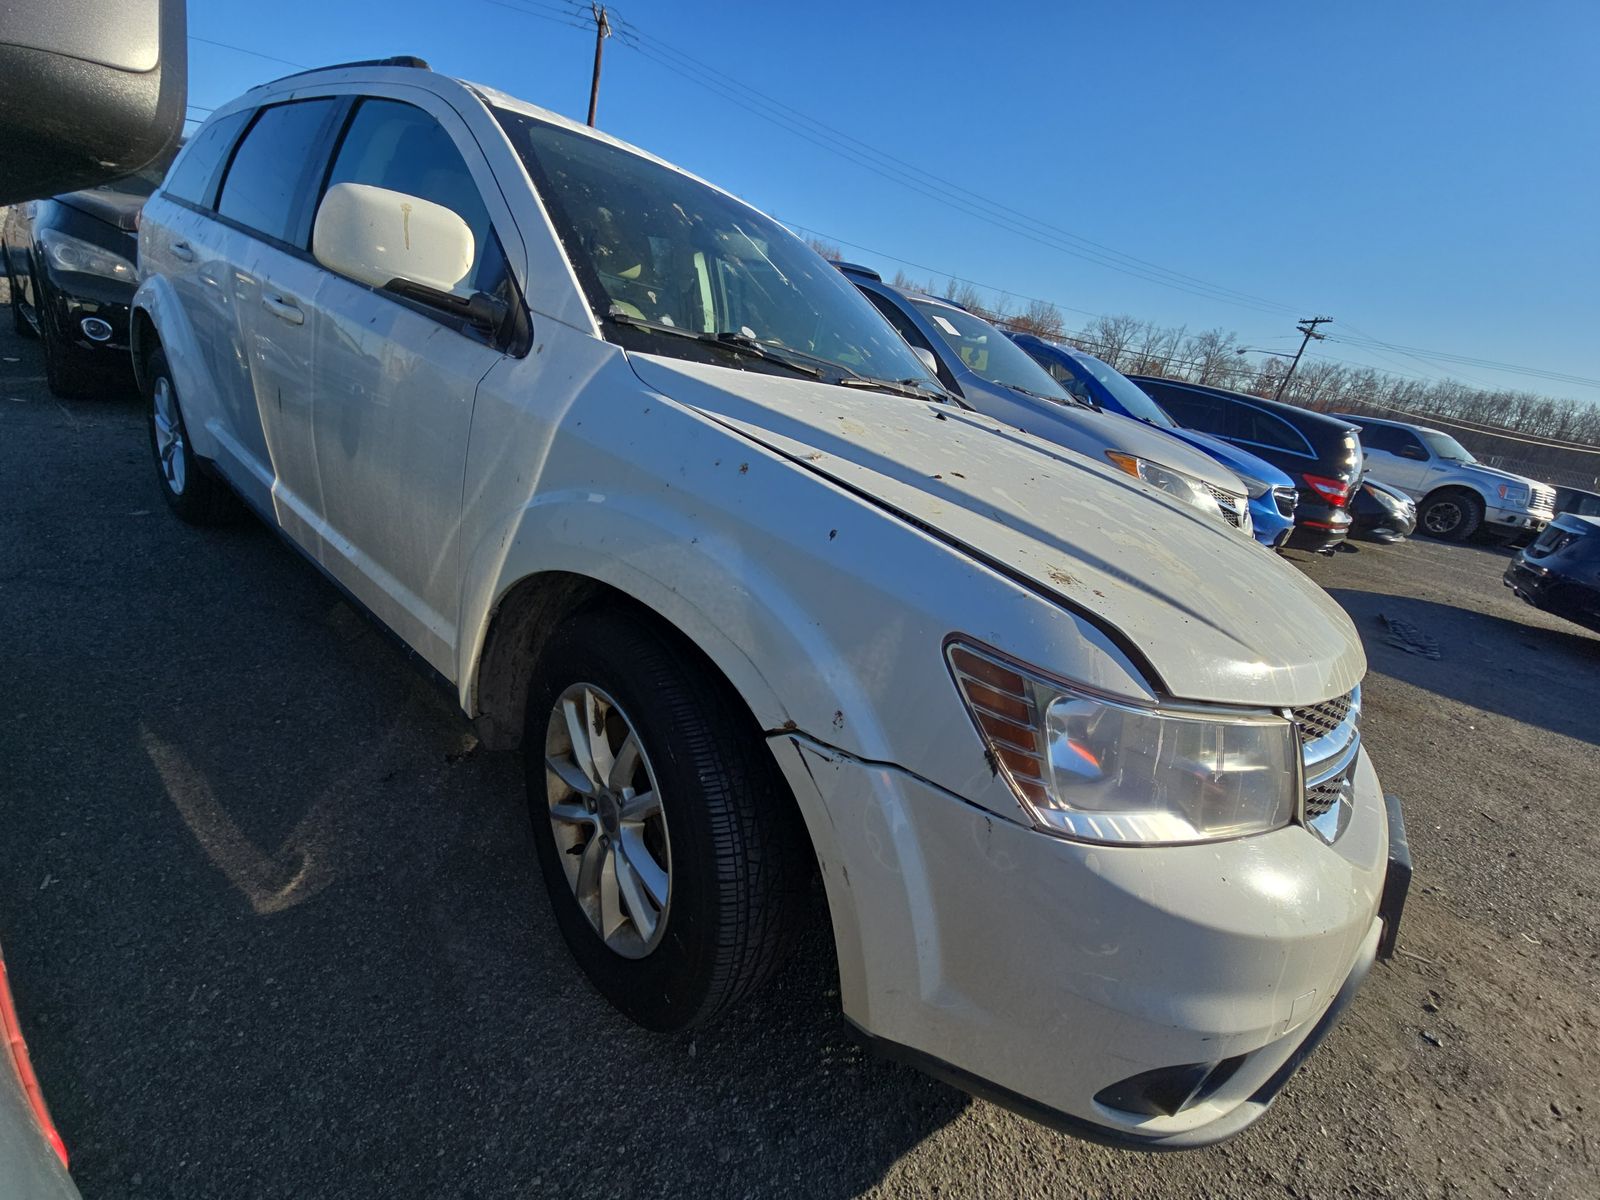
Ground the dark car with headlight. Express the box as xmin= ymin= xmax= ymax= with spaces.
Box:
xmin=3 ymin=154 xmax=169 ymax=397
xmin=1505 ymin=514 xmax=1600 ymax=634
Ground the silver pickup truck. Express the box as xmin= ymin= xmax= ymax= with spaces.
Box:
xmin=1332 ymin=412 xmax=1555 ymax=541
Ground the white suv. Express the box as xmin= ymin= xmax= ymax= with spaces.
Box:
xmin=133 ymin=59 xmax=1404 ymax=1148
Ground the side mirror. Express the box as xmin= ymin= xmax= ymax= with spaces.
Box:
xmin=912 ymin=346 xmax=940 ymax=377
xmin=313 ymin=182 xmax=475 ymax=294
xmin=1398 ymin=444 xmax=1428 ymax=461
xmin=312 ymin=181 xmax=506 ymax=333
xmin=0 ymin=0 xmax=187 ymax=203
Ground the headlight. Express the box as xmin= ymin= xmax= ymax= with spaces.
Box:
xmin=1497 ymin=482 xmax=1530 ymax=506
xmin=39 ymin=228 xmax=137 ymax=283
xmin=1105 ymin=451 xmax=1230 ymax=525
xmin=949 ymin=642 xmax=1298 ymax=844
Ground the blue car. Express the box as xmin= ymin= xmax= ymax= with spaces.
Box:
xmin=1011 ymin=334 xmax=1299 ymax=548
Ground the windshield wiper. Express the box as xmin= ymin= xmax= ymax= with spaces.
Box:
xmin=838 ymin=375 xmax=955 ymax=403
xmin=607 ymin=309 xmax=822 ymax=378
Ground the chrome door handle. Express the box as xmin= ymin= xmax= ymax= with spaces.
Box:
xmin=262 ymin=293 xmax=304 ymax=326
xmin=170 ymin=241 xmax=195 ymax=262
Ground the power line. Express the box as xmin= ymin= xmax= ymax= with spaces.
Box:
xmin=188 ymin=34 xmax=307 ymax=70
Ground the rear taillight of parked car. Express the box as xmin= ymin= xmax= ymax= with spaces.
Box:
xmin=1303 ymin=473 xmax=1353 ymax=508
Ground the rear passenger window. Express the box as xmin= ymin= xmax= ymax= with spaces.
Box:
xmin=163 ymin=109 xmax=251 ymax=207
xmin=217 ymin=99 xmax=341 ymax=245
xmin=1356 ymin=424 xmax=1403 ymax=454
xmin=322 ymin=99 xmax=504 ymax=295
xmin=1229 ymin=406 xmax=1306 ymax=454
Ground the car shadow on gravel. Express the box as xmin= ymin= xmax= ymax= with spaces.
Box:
xmin=4 ymin=507 xmax=968 ymax=1200
xmin=1326 ymin=587 xmax=1600 ymax=747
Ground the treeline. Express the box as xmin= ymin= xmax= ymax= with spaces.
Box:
xmin=879 ymin=265 xmax=1600 ymax=491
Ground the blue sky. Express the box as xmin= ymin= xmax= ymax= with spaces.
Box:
xmin=186 ymin=0 xmax=1600 ymax=401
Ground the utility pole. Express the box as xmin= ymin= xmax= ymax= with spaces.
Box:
xmin=586 ymin=4 xmax=611 ymax=128
xmin=1274 ymin=315 xmax=1333 ymax=402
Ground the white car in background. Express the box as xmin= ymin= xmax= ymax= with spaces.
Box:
xmin=131 ymin=58 xmax=1407 ymax=1147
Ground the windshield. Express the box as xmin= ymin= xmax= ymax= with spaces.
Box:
xmin=493 ymin=108 xmax=933 ymax=387
xmin=910 ymin=301 xmax=1069 ymax=399
xmin=1067 ymin=349 xmax=1176 ymax=427
xmin=1420 ymin=429 xmax=1476 ymax=463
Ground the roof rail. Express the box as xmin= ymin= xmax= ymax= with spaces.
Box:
xmin=268 ymin=55 xmax=431 ymax=85
xmin=829 ymin=260 xmax=881 ymax=281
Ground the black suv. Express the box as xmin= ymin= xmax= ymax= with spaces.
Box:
xmin=1129 ymin=376 xmax=1363 ymax=553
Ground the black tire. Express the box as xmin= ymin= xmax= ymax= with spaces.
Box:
xmin=523 ymin=606 xmax=809 ymax=1032
xmin=145 ymin=347 xmax=238 ymax=525
xmin=1418 ymin=489 xmax=1483 ymax=542
xmin=4 ymin=252 xmax=36 ymax=339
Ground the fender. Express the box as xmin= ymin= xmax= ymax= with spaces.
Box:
xmin=130 ymin=275 xmax=219 ymax=459
xmin=458 ymin=485 xmax=884 ymax=757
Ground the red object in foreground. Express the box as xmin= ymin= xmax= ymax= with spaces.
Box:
xmin=1303 ymin=473 xmax=1353 ymax=507
xmin=0 ymin=948 xmax=68 ymax=1168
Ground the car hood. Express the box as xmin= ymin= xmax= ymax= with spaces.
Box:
xmin=630 ymin=354 xmax=1365 ymax=706
xmin=1457 ymin=462 xmax=1547 ymax=491
xmin=57 ymin=187 xmax=145 ymax=232
xmin=963 ymin=377 xmax=1247 ymax=496
xmin=1168 ymin=428 xmax=1296 ymax=490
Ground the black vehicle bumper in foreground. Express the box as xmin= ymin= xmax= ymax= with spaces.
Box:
xmin=41 ymin=270 xmax=134 ymax=357
xmin=1286 ymin=507 xmax=1352 ymax=553
xmin=1504 ymin=559 xmax=1600 ymax=633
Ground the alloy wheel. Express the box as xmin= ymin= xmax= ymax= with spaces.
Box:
xmin=1423 ymin=500 xmax=1460 ymax=535
xmin=543 ymin=683 xmax=671 ymax=958
xmin=151 ymin=377 xmax=187 ymax=495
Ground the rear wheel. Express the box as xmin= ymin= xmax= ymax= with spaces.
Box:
xmin=523 ymin=607 xmax=808 ymax=1031
xmin=145 ymin=347 xmax=237 ymax=525
xmin=1418 ymin=489 xmax=1483 ymax=541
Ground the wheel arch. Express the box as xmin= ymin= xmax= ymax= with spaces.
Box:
xmin=1419 ymin=481 xmax=1488 ymax=511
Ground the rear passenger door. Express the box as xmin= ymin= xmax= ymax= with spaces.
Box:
xmin=301 ymin=95 xmax=523 ymax=675
xmin=215 ymin=98 xmax=347 ymax=525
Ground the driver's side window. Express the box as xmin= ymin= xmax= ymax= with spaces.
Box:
xmin=321 ymin=98 xmax=508 ymax=302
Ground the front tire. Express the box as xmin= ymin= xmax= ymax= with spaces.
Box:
xmin=145 ymin=347 xmax=237 ymax=525
xmin=5 ymin=251 xmax=36 ymax=339
xmin=1418 ymin=489 xmax=1483 ymax=541
xmin=524 ymin=607 xmax=808 ymax=1031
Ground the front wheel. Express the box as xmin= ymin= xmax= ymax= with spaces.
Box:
xmin=1418 ymin=490 xmax=1483 ymax=541
xmin=524 ymin=607 xmax=808 ymax=1031
xmin=145 ymin=347 xmax=237 ymax=525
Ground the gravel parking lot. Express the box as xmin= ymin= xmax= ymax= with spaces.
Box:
xmin=1 ymin=303 xmax=1596 ymax=1199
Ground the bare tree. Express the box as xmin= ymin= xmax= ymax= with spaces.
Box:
xmin=1006 ymin=298 xmax=1067 ymax=339
xmin=1180 ymin=328 xmax=1242 ymax=387
xmin=803 ymin=236 xmax=842 ymax=261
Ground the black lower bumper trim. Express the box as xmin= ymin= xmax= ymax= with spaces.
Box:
xmin=1378 ymin=792 xmax=1411 ymax=961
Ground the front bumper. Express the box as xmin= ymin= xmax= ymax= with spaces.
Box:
xmin=1486 ymin=504 xmax=1549 ymax=536
xmin=771 ymin=734 xmax=1391 ymax=1148
xmin=42 ymin=267 xmax=135 ymax=356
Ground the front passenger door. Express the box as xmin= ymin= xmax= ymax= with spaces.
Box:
xmin=304 ymin=96 xmax=522 ymax=677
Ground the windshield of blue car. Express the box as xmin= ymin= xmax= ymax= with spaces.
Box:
xmin=493 ymin=107 xmax=935 ymax=388
xmin=1420 ymin=429 xmax=1476 ymax=463
xmin=910 ymin=301 xmax=1071 ymax=400
xmin=1067 ymin=349 xmax=1177 ymax=427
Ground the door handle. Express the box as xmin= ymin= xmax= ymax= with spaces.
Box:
xmin=262 ymin=293 xmax=305 ymax=326
xmin=170 ymin=240 xmax=195 ymax=262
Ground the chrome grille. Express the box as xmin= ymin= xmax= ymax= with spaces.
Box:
xmin=1530 ymin=485 xmax=1556 ymax=518
xmin=1305 ymin=776 xmax=1350 ymax=819
xmin=1293 ymin=686 xmax=1361 ymax=844
xmin=1273 ymin=487 xmax=1298 ymax=519
xmin=1205 ymin=484 xmax=1246 ymax=528
xmin=1292 ymin=692 xmax=1354 ymax=746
